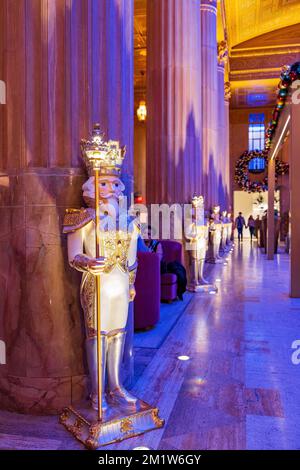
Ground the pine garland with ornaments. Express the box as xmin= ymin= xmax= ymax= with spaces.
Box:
xmin=234 ymin=61 xmax=298 ymax=193
xmin=265 ymin=61 xmax=300 ymax=150
xmin=235 ymin=150 xmax=289 ymax=193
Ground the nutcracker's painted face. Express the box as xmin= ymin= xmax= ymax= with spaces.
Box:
xmin=98 ymin=175 xmax=125 ymax=217
xmin=82 ymin=175 xmax=125 ymax=216
xmin=98 ymin=175 xmax=125 ymax=201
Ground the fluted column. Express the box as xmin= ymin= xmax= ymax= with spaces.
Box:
xmin=146 ymin=0 xmax=202 ymax=204
xmin=200 ymin=0 xmax=218 ymax=209
xmin=217 ymin=60 xmax=226 ymax=209
xmin=0 ymin=0 xmax=134 ymax=414
xmin=224 ymin=82 xmax=232 ymax=210
xmin=217 ymin=40 xmax=229 ymax=210
xmin=0 ymin=0 xmax=133 ymax=180
xmin=89 ymin=0 xmax=134 ymax=193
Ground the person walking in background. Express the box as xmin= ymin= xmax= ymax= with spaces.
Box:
xmin=247 ymin=215 xmax=256 ymax=241
xmin=235 ymin=212 xmax=246 ymax=242
xmin=255 ymin=215 xmax=261 ymax=239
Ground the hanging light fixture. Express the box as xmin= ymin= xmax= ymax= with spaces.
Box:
xmin=137 ymin=100 xmax=147 ymax=121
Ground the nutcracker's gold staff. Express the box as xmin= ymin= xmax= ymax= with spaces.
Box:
xmin=81 ymin=141 xmax=105 ymax=422
xmin=94 ymin=166 xmax=103 ymax=421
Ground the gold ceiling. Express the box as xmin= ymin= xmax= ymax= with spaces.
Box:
xmin=224 ymin=0 xmax=300 ymax=49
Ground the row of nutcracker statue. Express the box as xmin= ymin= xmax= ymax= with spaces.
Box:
xmin=60 ymin=125 xmax=232 ymax=447
xmin=186 ymin=196 xmax=233 ymax=293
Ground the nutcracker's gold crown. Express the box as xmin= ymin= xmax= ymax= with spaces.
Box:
xmin=80 ymin=123 xmax=126 ymax=176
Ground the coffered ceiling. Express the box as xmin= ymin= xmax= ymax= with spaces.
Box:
xmin=229 ymin=21 xmax=300 ymax=107
xmin=224 ymin=0 xmax=300 ymax=49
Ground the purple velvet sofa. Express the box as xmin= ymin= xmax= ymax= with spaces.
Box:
xmin=134 ymin=251 xmax=161 ymax=329
xmin=134 ymin=241 xmax=183 ymax=329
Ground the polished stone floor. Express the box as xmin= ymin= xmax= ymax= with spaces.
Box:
xmin=1 ymin=241 xmax=300 ymax=450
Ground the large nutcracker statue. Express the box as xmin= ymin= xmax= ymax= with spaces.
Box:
xmin=60 ymin=124 xmax=164 ymax=449
xmin=186 ymin=196 xmax=217 ymax=293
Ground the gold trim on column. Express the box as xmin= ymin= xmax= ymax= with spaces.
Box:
xmin=218 ymin=40 xmax=228 ymax=65
xmin=200 ymin=5 xmax=217 ymax=15
xmin=224 ymin=81 xmax=231 ymax=101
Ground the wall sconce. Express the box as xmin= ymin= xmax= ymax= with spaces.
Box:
xmin=137 ymin=100 xmax=147 ymax=121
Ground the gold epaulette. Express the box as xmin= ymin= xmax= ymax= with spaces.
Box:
xmin=63 ymin=208 xmax=95 ymax=234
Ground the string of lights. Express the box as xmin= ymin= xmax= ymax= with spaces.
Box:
xmin=234 ymin=62 xmax=300 ymax=193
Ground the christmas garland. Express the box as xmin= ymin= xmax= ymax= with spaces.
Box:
xmin=265 ymin=61 xmax=300 ymax=150
xmin=235 ymin=150 xmax=289 ymax=193
xmin=234 ymin=61 xmax=298 ymax=193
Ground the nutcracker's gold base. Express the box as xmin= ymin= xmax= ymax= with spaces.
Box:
xmin=59 ymin=399 xmax=164 ymax=449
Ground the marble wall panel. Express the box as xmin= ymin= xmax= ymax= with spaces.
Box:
xmin=0 ymin=173 xmax=25 ymax=207
xmin=25 ymin=204 xmax=85 ymax=378
xmin=0 ymin=170 xmax=89 ymax=412
xmin=0 ymin=375 xmax=72 ymax=415
xmin=24 ymin=170 xmax=86 ymax=208
xmin=0 ymin=206 xmax=26 ymax=378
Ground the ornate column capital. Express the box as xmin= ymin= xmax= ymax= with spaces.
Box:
xmin=218 ymin=40 xmax=228 ymax=65
xmin=224 ymin=81 xmax=231 ymax=101
xmin=200 ymin=0 xmax=217 ymax=15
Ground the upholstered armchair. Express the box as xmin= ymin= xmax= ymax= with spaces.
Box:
xmin=160 ymin=240 xmax=182 ymax=302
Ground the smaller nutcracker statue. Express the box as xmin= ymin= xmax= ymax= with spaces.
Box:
xmin=207 ymin=205 xmax=223 ymax=263
xmin=186 ymin=196 xmax=217 ymax=293
xmin=227 ymin=212 xmax=233 ymax=246
xmin=220 ymin=210 xmax=229 ymax=254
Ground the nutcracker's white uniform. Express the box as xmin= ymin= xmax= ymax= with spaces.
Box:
xmin=186 ymin=196 xmax=209 ymax=290
xmin=227 ymin=213 xmax=233 ymax=245
xmin=221 ymin=211 xmax=229 ymax=253
xmin=66 ymin=212 xmax=139 ymax=334
xmin=63 ymin=175 xmax=139 ymax=411
xmin=210 ymin=206 xmax=222 ymax=262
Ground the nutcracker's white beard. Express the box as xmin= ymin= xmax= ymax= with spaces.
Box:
xmin=99 ymin=197 xmax=120 ymax=218
xmin=82 ymin=176 xmax=125 ymax=218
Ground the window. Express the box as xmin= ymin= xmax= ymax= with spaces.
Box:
xmin=248 ymin=113 xmax=265 ymax=151
xmin=248 ymin=157 xmax=265 ymax=173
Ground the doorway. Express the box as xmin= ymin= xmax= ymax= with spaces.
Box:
xmin=233 ymin=190 xmax=280 ymax=238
